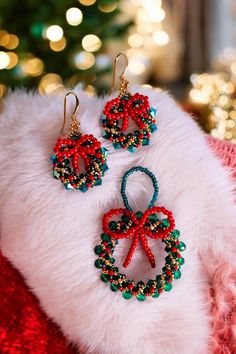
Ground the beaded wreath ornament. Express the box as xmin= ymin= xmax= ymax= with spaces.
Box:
xmin=101 ymin=54 xmax=157 ymax=152
xmin=51 ymin=92 xmax=108 ymax=192
xmin=94 ymin=166 xmax=186 ymax=301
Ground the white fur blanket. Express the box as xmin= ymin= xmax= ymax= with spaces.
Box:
xmin=0 ymin=87 xmax=235 ymax=354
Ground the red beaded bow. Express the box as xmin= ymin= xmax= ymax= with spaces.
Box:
xmin=54 ymin=134 xmax=102 ymax=173
xmin=103 ymin=206 xmax=175 ymax=268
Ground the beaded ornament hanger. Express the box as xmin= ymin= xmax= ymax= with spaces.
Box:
xmin=94 ymin=166 xmax=186 ymax=301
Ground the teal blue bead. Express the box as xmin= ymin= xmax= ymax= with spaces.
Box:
xmin=152 ymin=291 xmax=160 ymax=298
xmin=94 ymin=245 xmax=103 ymax=255
xmin=135 ymin=211 xmax=143 ymax=219
xmin=171 ymin=229 xmax=180 ymax=238
xmin=127 ymin=145 xmax=136 ymax=153
xmin=174 ymin=270 xmax=181 ymax=279
xmin=161 ymin=218 xmax=170 ymax=228
xmin=94 ymin=259 xmax=103 ymax=268
xmin=64 ymin=183 xmax=74 ymax=190
xmin=101 ymin=147 xmax=108 ymax=158
xmin=164 ymin=283 xmax=172 ymax=292
xmin=50 ymin=154 xmax=57 ymax=163
xmin=109 ymin=221 xmax=117 ymax=230
xmin=94 ymin=179 xmax=102 ymax=186
xmin=122 ymin=291 xmax=132 ymax=300
xmin=102 ymin=130 xmax=109 ymax=138
xmin=178 ymin=242 xmax=186 ymax=251
xmin=136 ymin=293 xmax=146 ymax=302
xmin=102 ymin=164 xmax=109 ymax=173
xmin=150 ymin=124 xmax=157 ymax=133
xmin=100 ymin=273 xmax=110 ymax=283
xmin=142 ymin=138 xmax=150 ymax=146
xmin=113 ymin=142 xmax=121 ymax=150
xmin=53 ymin=170 xmax=60 ymax=179
xmin=100 ymin=114 xmax=106 ymax=122
xmin=178 ymin=257 xmax=185 ymax=265
xmin=101 ymin=233 xmax=111 ymax=242
xmin=79 ymin=184 xmax=88 ymax=192
xmin=150 ymin=107 xmax=157 ymax=117
xmin=110 ymin=283 xmax=118 ymax=292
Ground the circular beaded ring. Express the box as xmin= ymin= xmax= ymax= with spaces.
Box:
xmin=101 ymin=53 xmax=157 ymax=152
xmin=51 ymin=92 xmax=108 ymax=192
xmin=94 ymin=166 xmax=186 ymax=301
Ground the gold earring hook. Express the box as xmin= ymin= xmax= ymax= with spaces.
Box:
xmin=60 ymin=92 xmax=80 ymax=135
xmin=110 ymin=53 xmax=129 ymax=95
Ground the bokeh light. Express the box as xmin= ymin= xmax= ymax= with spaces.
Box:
xmin=6 ymin=52 xmax=18 ymax=69
xmin=46 ymin=25 xmax=63 ymax=42
xmin=82 ymin=34 xmax=102 ymax=52
xmin=39 ymin=73 xmax=64 ymax=94
xmin=0 ymin=51 xmax=10 ymax=69
xmin=74 ymin=51 xmax=95 ymax=69
xmin=98 ymin=1 xmax=117 ymax=13
xmin=128 ymin=33 xmax=143 ymax=48
xmin=21 ymin=57 xmax=44 ymax=76
xmin=66 ymin=7 xmax=83 ymax=26
xmin=49 ymin=37 xmax=67 ymax=52
xmin=79 ymin=0 xmax=96 ymax=5
xmin=153 ymin=30 xmax=169 ymax=46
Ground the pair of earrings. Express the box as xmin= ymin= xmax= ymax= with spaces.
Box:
xmin=51 ymin=53 xmax=157 ymax=191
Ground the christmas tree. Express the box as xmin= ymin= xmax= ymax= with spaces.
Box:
xmin=0 ymin=0 xmax=132 ymax=96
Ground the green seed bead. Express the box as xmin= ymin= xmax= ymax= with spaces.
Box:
xmin=94 ymin=245 xmax=103 ymax=255
xmin=94 ymin=259 xmax=103 ymax=269
xmin=122 ymin=291 xmax=132 ymax=300
xmin=164 ymin=283 xmax=172 ymax=292
xmin=101 ymin=233 xmax=111 ymax=242
xmin=178 ymin=241 xmax=186 ymax=251
xmin=171 ymin=229 xmax=180 ymax=238
xmin=109 ymin=221 xmax=117 ymax=230
xmin=135 ymin=211 xmax=143 ymax=219
xmin=100 ymin=273 xmax=110 ymax=283
xmin=148 ymin=214 xmax=158 ymax=222
xmin=110 ymin=283 xmax=118 ymax=292
xmin=136 ymin=293 xmax=146 ymax=302
xmin=178 ymin=257 xmax=185 ymax=265
xmin=152 ymin=291 xmax=160 ymax=298
xmin=174 ymin=270 xmax=181 ymax=279
xmin=162 ymin=218 xmax=170 ymax=228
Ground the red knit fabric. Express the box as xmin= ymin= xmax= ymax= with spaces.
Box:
xmin=0 ymin=136 xmax=235 ymax=354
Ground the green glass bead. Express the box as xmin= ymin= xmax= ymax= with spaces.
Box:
xmin=171 ymin=229 xmax=180 ymax=238
xmin=152 ymin=291 xmax=160 ymax=298
xmin=100 ymin=273 xmax=110 ymax=283
xmin=135 ymin=211 xmax=143 ymax=219
xmin=178 ymin=242 xmax=186 ymax=251
xmin=136 ymin=293 xmax=146 ymax=302
xmin=161 ymin=218 xmax=170 ymax=228
xmin=178 ymin=257 xmax=185 ymax=265
xmin=121 ymin=215 xmax=130 ymax=223
xmin=122 ymin=291 xmax=132 ymax=300
xmin=53 ymin=170 xmax=60 ymax=179
xmin=109 ymin=221 xmax=117 ymax=230
xmin=174 ymin=270 xmax=181 ymax=279
xmin=94 ymin=259 xmax=103 ymax=268
xmin=148 ymin=214 xmax=158 ymax=222
xmin=110 ymin=283 xmax=118 ymax=292
xmin=101 ymin=233 xmax=111 ymax=242
xmin=94 ymin=245 xmax=103 ymax=255
xmin=109 ymin=257 xmax=115 ymax=264
xmin=164 ymin=283 xmax=172 ymax=292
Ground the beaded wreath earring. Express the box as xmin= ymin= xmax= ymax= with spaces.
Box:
xmin=51 ymin=92 xmax=108 ymax=191
xmin=94 ymin=166 xmax=186 ymax=301
xmin=101 ymin=53 xmax=157 ymax=152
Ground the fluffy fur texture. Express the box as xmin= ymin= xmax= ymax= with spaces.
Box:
xmin=0 ymin=87 xmax=235 ymax=354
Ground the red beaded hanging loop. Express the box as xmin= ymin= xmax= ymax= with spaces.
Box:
xmin=50 ymin=92 xmax=108 ymax=192
xmin=101 ymin=53 xmax=157 ymax=153
xmin=94 ymin=166 xmax=186 ymax=301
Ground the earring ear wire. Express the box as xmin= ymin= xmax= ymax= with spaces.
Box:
xmin=60 ymin=92 xmax=80 ymax=136
xmin=109 ymin=53 xmax=129 ymax=96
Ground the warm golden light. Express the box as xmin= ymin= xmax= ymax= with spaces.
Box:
xmin=128 ymin=33 xmax=143 ymax=48
xmin=5 ymin=34 xmax=19 ymax=49
xmin=79 ymin=0 xmax=96 ymax=5
xmin=98 ymin=1 xmax=117 ymax=13
xmin=21 ymin=57 xmax=44 ymax=76
xmin=231 ymin=62 xmax=236 ymax=74
xmin=46 ymin=25 xmax=63 ymax=42
xmin=153 ymin=30 xmax=169 ymax=46
xmin=74 ymin=51 xmax=95 ymax=69
xmin=39 ymin=73 xmax=64 ymax=94
xmin=6 ymin=52 xmax=18 ymax=69
xmin=49 ymin=37 xmax=67 ymax=52
xmin=0 ymin=51 xmax=10 ymax=69
xmin=0 ymin=84 xmax=7 ymax=97
xmin=66 ymin=7 xmax=83 ymax=26
xmin=82 ymin=34 xmax=102 ymax=52
xmin=128 ymin=59 xmax=145 ymax=75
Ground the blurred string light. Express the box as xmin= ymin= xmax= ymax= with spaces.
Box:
xmin=189 ymin=72 xmax=236 ymax=142
xmin=45 ymin=25 xmax=63 ymax=42
xmin=82 ymin=34 xmax=102 ymax=52
xmin=21 ymin=57 xmax=44 ymax=77
xmin=38 ymin=73 xmax=64 ymax=94
xmin=0 ymin=51 xmax=10 ymax=69
xmin=49 ymin=37 xmax=67 ymax=52
xmin=79 ymin=0 xmax=96 ymax=5
xmin=74 ymin=51 xmax=95 ymax=70
xmin=66 ymin=7 xmax=83 ymax=26
xmin=122 ymin=0 xmax=169 ymax=83
xmin=98 ymin=1 xmax=118 ymax=13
